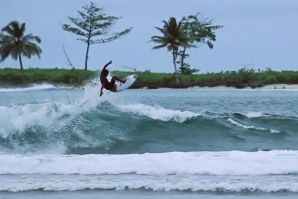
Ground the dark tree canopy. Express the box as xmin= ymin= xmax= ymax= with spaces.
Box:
xmin=181 ymin=13 xmax=223 ymax=49
xmin=0 ymin=21 xmax=42 ymax=84
xmin=177 ymin=13 xmax=223 ymax=74
xmin=62 ymin=2 xmax=132 ymax=70
xmin=150 ymin=17 xmax=195 ymax=84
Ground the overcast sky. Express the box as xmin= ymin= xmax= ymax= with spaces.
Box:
xmin=1 ymin=0 xmax=297 ymax=73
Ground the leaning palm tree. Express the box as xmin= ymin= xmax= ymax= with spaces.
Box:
xmin=150 ymin=17 xmax=194 ymax=84
xmin=0 ymin=21 xmax=42 ymax=84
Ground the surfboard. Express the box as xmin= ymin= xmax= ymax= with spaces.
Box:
xmin=115 ymin=74 xmax=137 ymax=92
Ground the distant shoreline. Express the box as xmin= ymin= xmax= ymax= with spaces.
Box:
xmin=1 ymin=68 xmax=298 ymax=90
xmin=1 ymin=83 xmax=298 ymax=90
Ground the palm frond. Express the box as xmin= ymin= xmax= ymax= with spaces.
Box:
xmin=20 ymin=23 xmax=26 ymax=38
xmin=10 ymin=46 xmax=20 ymax=60
xmin=2 ymin=24 xmax=14 ymax=37
xmin=152 ymin=43 xmax=168 ymax=50
xmin=2 ymin=21 xmax=25 ymax=38
xmin=167 ymin=45 xmax=174 ymax=52
xmin=150 ymin=36 xmax=170 ymax=44
xmin=23 ymin=42 xmax=42 ymax=59
xmin=23 ymin=34 xmax=41 ymax=43
xmin=0 ymin=35 xmax=15 ymax=45
xmin=154 ymin=27 xmax=167 ymax=35
xmin=0 ymin=21 xmax=42 ymax=62
xmin=0 ymin=44 xmax=14 ymax=61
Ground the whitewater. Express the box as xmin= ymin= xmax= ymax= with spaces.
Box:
xmin=0 ymin=81 xmax=298 ymax=199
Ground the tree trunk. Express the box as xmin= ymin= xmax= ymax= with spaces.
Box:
xmin=172 ymin=50 xmax=179 ymax=84
xmin=85 ymin=42 xmax=90 ymax=71
xmin=181 ymin=47 xmax=186 ymax=74
xmin=18 ymin=54 xmax=25 ymax=84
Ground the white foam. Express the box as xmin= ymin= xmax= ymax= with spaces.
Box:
xmin=227 ymin=118 xmax=267 ymax=131
xmin=270 ymin=129 xmax=280 ymax=134
xmin=117 ymin=103 xmax=199 ymax=123
xmin=228 ymin=118 xmax=281 ymax=133
xmin=246 ymin=112 xmax=264 ymax=118
xmin=0 ymin=77 xmax=110 ymax=138
xmin=1 ymin=175 xmax=298 ymax=192
xmin=0 ymin=77 xmax=125 ymax=154
xmin=0 ymin=150 xmax=297 ymax=175
xmin=0 ymin=83 xmax=57 ymax=92
xmin=0 ymin=101 xmax=81 ymax=138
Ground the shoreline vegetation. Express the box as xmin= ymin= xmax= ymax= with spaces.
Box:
xmin=0 ymin=3 xmax=224 ymax=87
xmin=0 ymin=68 xmax=298 ymax=89
xmin=1 ymin=3 xmax=296 ymax=91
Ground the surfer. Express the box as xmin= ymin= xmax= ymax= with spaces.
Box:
xmin=100 ymin=60 xmax=126 ymax=96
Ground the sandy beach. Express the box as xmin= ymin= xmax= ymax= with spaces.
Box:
xmin=1 ymin=83 xmax=298 ymax=91
xmin=260 ymin=84 xmax=298 ymax=89
xmin=194 ymin=84 xmax=298 ymax=90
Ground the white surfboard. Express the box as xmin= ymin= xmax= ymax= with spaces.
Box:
xmin=115 ymin=74 xmax=137 ymax=92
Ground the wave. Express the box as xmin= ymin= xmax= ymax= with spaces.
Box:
xmin=2 ymin=175 xmax=298 ymax=193
xmin=1 ymin=150 xmax=298 ymax=175
xmin=227 ymin=118 xmax=280 ymax=133
xmin=0 ymin=83 xmax=61 ymax=92
xmin=1 ymin=151 xmax=298 ymax=193
xmin=118 ymin=103 xmax=199 ymax=122
xmin=0 ymin=98 xmax=297 ymax=154
xmin=0 ymin=80 xmax=298 ymax=154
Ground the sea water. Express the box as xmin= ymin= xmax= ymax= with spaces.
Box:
xmin=0 ymin=83 xmax=298 ymax=199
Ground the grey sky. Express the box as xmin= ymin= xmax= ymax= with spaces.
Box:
xmin=1 ymin=0 xmax=297 ymax=73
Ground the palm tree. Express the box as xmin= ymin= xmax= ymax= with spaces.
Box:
xmin=150 ymin=17 xmax=194 ymax=84
xmin=0 ymin=21 xmax=42 ymax=84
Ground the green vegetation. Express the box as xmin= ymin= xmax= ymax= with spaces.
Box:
xmin=0 ymin=68 xmax=96 ymax=87
xmin=150 ymin=17 xmax=194 ymax=84
xmin=177 ymin=13 xmax=223 ymax=74
xmin=0 ymin=2 xmax=225 ymax=85
xmin=0 ymin=21 xmax=42 ymax=84
xmin=1 ymin=67 xmax=298 ymax=89
xmin=62 ymin=2 xmax=132 ymax=71
xmin=149 ymin=14 xmax=223 ymax=84
xmin=0 ymin=2 xmax=296 ymax=89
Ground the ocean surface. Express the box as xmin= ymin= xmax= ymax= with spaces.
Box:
xmin=0 ymin=82 xmax=298 ymax=199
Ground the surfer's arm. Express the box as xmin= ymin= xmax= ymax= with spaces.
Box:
xmin=100 ymin=84 xmax=104 ymax=96
xmin=102 ymin=61 xmax=112 ymax=70
xmin=100 ymin=61 xmax=112 ymax=76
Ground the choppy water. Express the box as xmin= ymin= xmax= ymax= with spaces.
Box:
xmin=0 ymin=82 xmax=298 ymax=199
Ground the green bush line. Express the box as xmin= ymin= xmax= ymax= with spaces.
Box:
xmin=0 ymin=68 xmax=96 ymax=87
xmin=0 ymin=68 xmax=298 ymax=88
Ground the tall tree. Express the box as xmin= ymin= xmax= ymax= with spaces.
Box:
xmin=150 ymin=17 xmax=195 ymax=84
xmin=176 ymin=50 xmax=199 ymax=74
xmin=0 ymin=21 xmax=42 ymax=84
xmin=178 ymin=13 xmax=223 ymax=72
xmin=62 ymin=2 xmax=132 ymax=71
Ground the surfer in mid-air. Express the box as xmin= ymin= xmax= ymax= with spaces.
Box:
xmin=100 ymin=60 xmax=126 ymax=97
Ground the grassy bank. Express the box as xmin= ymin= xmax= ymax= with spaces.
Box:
xmin=0 ymin=68 xmax=96 ymax=87
xmin=0 ymin=67 xmax=298 ymax=88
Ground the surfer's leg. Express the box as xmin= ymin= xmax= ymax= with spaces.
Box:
xmin=111 ymin=84 xmax=117 ymax=92
xmin=109 ymin=79 xmax=116 ymax=92
xmin=112 ymin=76 xmax=126 ymax=84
